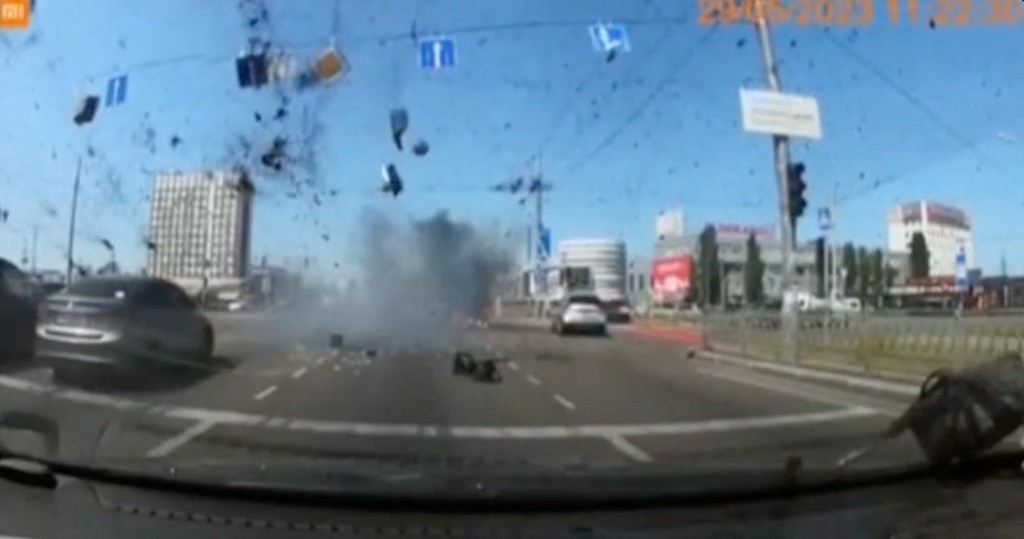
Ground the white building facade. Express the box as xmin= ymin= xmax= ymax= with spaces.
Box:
xmin=147 ymin=170 xmax=254 ymax=294
xmin=887 ymin=201 xmax=975 ymax=277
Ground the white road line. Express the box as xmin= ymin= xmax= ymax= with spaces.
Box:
xmin=606 ymin=435 xmax=654 ymax=462
xmin=696 ymin=367 xmax=898 ymax=417
xmin=332 ymin=365 xmax=340 ymax=372
xmin=553 ymin=394 xmax=576 ymax=411
xmin=253 ymin=385 xmax=278 ymax=401
xmin=573 ymin=407 xmax=877 ymax=438
xmin=57 ymin=390 xmax=144 ymax=411
xmin=146 ymin=420 xmax=217 ymax=458
xmin=0 ymin=376 xmax=879 ymax=441
xmin=525 ymin=374 xmax=542 ymax=386
xmin=508 ymin=362 xmax=520 ymax=371
xmin=291 ymin=367 xmax=308 ymax=379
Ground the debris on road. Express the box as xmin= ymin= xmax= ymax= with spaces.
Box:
xmin=838 ymin=352 xmax=1024 ymax=468
xmin=452 ymin=351 xmax=502 ymax=383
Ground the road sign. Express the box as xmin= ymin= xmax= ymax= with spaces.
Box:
xmin=740 ymin=89 xmax=822 ymax=140
xmin=105 ymin=75 xmax=128 ymax=106
xmin=588 ymin=23 xmax=630 ymax=53
xmin=419 ymin=37 xmax=455 ymax=70
xmin=538 ymin=226 xmax=551 ymax=260
xmin=955 ymin=248 xmax=968 ymax=290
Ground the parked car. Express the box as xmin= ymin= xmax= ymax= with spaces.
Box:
xmin=549 ymin=293 xmax=608 ymax=335
xmin=36 ymin=277 xmax=215 ymax=383
xmin=602 ymin=299 xmax=633 ymax=324
xmin=0 ymin=258 xmax=38 ymax=361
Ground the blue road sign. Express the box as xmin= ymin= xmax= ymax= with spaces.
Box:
xmin=419 ymin=37 xmax=456 ymax=70
xmin=105 ymin=75 xmax=128 ymax=106
xmin=538 ymin=226 xmax=551 ymax=260
xmin=588 ymin=23 xmax=630 ymax=53
xmin=955 ymin=248 xmax=968 ymax=289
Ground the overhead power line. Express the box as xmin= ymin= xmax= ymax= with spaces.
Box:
xmin=557 ymin=27 xmax=719 ymax=177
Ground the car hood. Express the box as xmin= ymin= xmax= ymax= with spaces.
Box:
xmin=74 ymin=454 xmax=968 ymax=508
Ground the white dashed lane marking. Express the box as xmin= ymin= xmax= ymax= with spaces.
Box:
xmin=553 ymin=393 xmax=576 ymax=411
xmin=291 ymin=367 xmax=308 ymax=379
xmin=253 ymin=385 xmax=278 ymax=401
xmin=146 ymin=420 xmax=218 ymax=458
xmin=508 ymin=362 xmax=520 ymax=371
xmin=525 ymin=374 xmax=542 ymax=386
xmin=605 ymin=434 xmax=654 ymax=462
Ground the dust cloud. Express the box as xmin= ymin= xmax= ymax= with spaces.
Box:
xmin=281 ymin=209 xmax=514 ymax=350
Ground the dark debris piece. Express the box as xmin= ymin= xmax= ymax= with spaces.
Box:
xmin=389 ymin=108 xmax=409 ymax=151
xmin=236 ymin=53 xmax=270 ymax=88
xmin=170 ymin=135 xmax=182 ymax=148
xmin=411 ymin=139 xmax=429 ymax=157
xmin=274 ymin=107 xmax=287 ymax=120
xmin=381 ymin=163 xmax=403 ymax=198
xmin=260 ymin=137 xmax=287 ymax=171
xmin=74 ymin=96 xmax=100 ymax=125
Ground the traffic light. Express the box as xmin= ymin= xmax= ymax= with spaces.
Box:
xmin=787 ymin=162 xmax=808 ymax=224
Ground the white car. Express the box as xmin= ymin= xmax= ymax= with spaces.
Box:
xmin=550 ymin=294 xmax=608 ymax=335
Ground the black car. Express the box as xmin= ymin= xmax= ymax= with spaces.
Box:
xmin=0 ymin=258 xmax=38 ymax=361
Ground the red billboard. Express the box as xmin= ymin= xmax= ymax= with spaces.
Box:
xmin=651 ymin=256 xmax=692 ymax=304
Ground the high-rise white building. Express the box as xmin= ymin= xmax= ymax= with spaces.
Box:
xmin=887 ymin=201 xmax=974 ymax=277
xmin=147 ymin=171 xmax=254 ymax=292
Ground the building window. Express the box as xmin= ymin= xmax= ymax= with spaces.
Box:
xmin=628 ymin=274 xmax=635 ymax=291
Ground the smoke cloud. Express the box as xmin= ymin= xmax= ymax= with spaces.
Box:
xmin=286 ymin=209 xmax=513 ymax=350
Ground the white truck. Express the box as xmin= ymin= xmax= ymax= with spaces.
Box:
xmin=793 ymin=291 xmax=861 ymax=313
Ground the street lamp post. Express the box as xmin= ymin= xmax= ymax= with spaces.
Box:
xmin=65 ymin=157 xmax=83 ymax=286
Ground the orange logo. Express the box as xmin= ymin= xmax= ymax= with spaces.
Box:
xmin=0 ymin=0 xmax=30 ymax=30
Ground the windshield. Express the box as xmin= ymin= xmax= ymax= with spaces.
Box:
xmin=0 ymin=0 xmax=1021 ymax=494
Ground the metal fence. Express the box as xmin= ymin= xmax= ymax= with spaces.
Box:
xmin=690 ymin=311 xmax=1024 ymax=378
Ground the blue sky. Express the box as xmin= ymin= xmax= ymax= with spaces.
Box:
xmin=1 ymin=0 xmax=1022 ymax=277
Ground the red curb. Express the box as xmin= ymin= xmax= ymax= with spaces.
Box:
xmin=627 ymin=326 xmax=706 ymax=347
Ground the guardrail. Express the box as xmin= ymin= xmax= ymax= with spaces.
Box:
xmin=695 ymin=311 xmax=1024 ymax=378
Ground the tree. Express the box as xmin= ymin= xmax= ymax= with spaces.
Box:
xmin=697 ymin=225 xmax=721 ymax=307
xmin=813 ymin=236 xmax=826 ymax=297
xmin=842 ymin=242 xmax=857 ymax=296
xmin=856 ymin=246 xmax=871 ymax=301
xmin=909 ymin=232 xmax=930 ymax=278
xmin=870 ymin=248 xmax=885 ymax=305
xmin=744 ymin=233 xmax=765 ymax=306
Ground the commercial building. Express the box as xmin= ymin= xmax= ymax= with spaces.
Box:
xmin=638 ymin=221 xmax=818 ymax=307
xmin=558 ymin=239 xmax=627 ymax=302
xmin=147 ymin=170 xmax=254 ymax=296
xmin=887 ymin=201 xmax=975 ymax=277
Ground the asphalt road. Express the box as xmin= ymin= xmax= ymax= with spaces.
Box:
xmin=0 ymin=311 xmax=925 ymax=476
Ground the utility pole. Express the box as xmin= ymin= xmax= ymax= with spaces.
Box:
xmin=30 ymin=225 xmax=38 ymax=274
xmin=752 ymin=0 xmax=797 ymax=362
xmin=66 ymin=157 xmax=82 ymax=285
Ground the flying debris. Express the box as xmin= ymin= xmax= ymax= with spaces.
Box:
xmin=380 ymin=163 xmax=404 ymax=198
xmin=74 ymin=96 xmax=100 ymax=125
xmin=411 ymin=139 xmax=430 ymax=157
xmin=389 ymin=108 xmax=409 ymax=151
xmin=99 ymin=239 xmax=114 ymax=252
xmin=312 ymin=46 xmax=348 ymax=84
xmin=236 ymin=46 xmax=271 ymax=89
xmin=260 ymin=137 xmax=287 ymax=171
